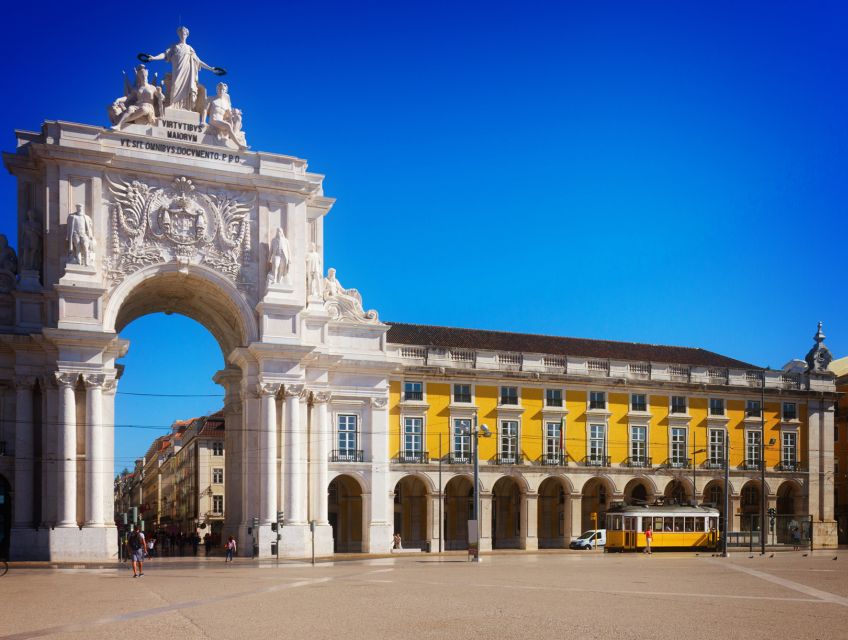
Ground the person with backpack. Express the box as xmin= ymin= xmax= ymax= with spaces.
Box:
xmin=127 ymin=528 xmax=147 ymax=578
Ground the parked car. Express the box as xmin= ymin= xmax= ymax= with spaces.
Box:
xmin=569 ymin=529 xmax=606 ymax=549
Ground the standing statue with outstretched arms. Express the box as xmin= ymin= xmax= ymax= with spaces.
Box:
xmin=139 ymin=26 xmax=225 ymax=112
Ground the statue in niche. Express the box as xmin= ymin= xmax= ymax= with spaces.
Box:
xmin=323 ymin=267 xmax=379 ymax=323
xmin=139 ymin=26 xmax=226 ymax=114
xmin=305 ymin=243 xmax=323 ymax=298
xmin=205 ymin=83 xmax=248 ymax=149
xmin=66 ymin=204 xmax=96 ymax=267
xmin=108 ymin=65 xmax=164 ymax=128
xmin=267 ymin=227 xmax=291 ymax=284
xmin=20 ymin=209 xmax=42 ymax=271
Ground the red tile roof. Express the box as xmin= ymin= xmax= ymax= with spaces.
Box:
xmin=385 ymin=322 xmax=757 ymax=369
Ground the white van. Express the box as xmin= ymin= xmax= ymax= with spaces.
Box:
xmin=569 ymin=529 xmax=606 ymax=550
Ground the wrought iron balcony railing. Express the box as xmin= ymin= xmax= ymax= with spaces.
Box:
xmin=742 ymin=461 xmax=762 ymax=471
xmin=330 ymin=449 xmax=364 ymax=462
xmin=495 ymin=453 xmax=523 ymax=465
xmin=395 ymin=451 xmax=429 ymax=464
xmin=582 ymin=455 xmax=611 ymax=467
xmin=538 ymin=452 xmax=565 ymax=466
xmin=778 ymin=461 xmax=800 ymax=471
xmin=624 ymin=456 xmax=652 ymax=468
xmin=448 ymin=453 xmax=471 ymax=464
xmin=665 ymin=458 xmax=691 ymax=469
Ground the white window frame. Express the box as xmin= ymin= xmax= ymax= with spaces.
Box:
xmin=670 ymin=395 xmax=688 ymax=415
xmin=544 ymin=420 xmax=563 ymax=461
xmin=709 ymin=398 xmax=725 ymax=416
xmin=212 ymin=495 xmax=223 ymax=514
xmin=630 ymin=393 xmax=648 ymax=413
xmin=781 ymin=430 xmax=797 ymax=469
xmin=745 ymin=399 xmax=762 ymax=419
xmin=587 ymin=423 xmax=607 ymax=464
xmin=337 ymin=413 xmax=359 ymax=459
xmin=781 ymin=402 xmax=798 ymax=422
xmin=499 ymin=420 xmax=519 ymax=463
xmin=499 ymin=386 xmax=520 ymax=406
xmin=589 ymin=391 xmax=606 ymax=411
xmin=669 ymin=426 xmax=688 ymax=467
xmin=402 ymin=380 xmax=424 ymax=402
xmin=212 ymin=467 xmax=224 ymax=484
xmin=452 ymin=383 xmax=473 ymax=404
xmin=402 ymin=416 xmax=424 ymax=459
xmin=212 ymin=441 xmax=224 ymax=456
xmin=745 ymin=429 xmax=762 ymax=468
xmin=708 ymin=428 xmax=726 ymax=468
xmin=629 ymin=424 xmax=647 ymax=464
xmin=452 ymin=417 xmax=472 ymax=463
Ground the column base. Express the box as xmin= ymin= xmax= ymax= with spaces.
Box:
xmin=310 ymin=523 xmax=335 ymax=557
xmin=279 ymin=523 xmax=313 ymax=558
xmin=367 ymin=522 xmax=394 ymax=554
xmin=9 ymin=525 xmax=119 ymax=561
xmin=521 ymin=536 xmax=539 ymax=551
xmin=254 ymin=524 xmax=279 ymax=558
xmin=812 ymin=520 xmax=838 ymax=548
xmin=478 ymin=535 xmax=492 ymax=552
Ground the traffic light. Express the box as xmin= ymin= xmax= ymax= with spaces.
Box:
xmin=130 ymin=507 xmax=138 ymax=524
xmin=767 ymin=507 xmax=776 ymax=518
xmin=271 ymin=522 xmax=277 ymax=532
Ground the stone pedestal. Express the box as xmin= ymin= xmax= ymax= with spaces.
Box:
xmin=279 ymin=523 xmax=312 ymax=558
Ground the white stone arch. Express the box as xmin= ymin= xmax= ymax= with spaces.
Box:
xmin=103 ymin=262 xmax=259 ymax=357
xmin=623 ymin=475 xmax=658 ymax=503
xmin=529 ymin=473 xmax=575 ymax=495
xmin=491 ymin=472 xmax=531 ymax=495
xmin=328 ymin=469 xmax=370 ymax=495
xmin=574 ymin=474 xmax=618 ymax=495
xmin=392 ymin=471 xmax=437 ymax=495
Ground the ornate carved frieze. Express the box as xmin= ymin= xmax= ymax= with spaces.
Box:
xmin=105 ymin=175 xmax=254 ymax=289
xmin=256 ymin=382 xmax=282 ymax=397
xmin=370 ymin=396 xmax=388 ymax=409
xmin=283 ymin=384 xmax=305 ymax=399
xmin=54 ymin=372 xmax=79 ymax=388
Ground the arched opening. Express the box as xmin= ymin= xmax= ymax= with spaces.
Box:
xmin=702 ymin=480 xmax=726 ymax=532
xmin=444 ymin=476 xmax=473 ymax=550
xmin=492 ymin=476 xmax=522 ymax=549
xmin=393 ymin=476 xmax=429 ymax=550
xmin=740 ymin=481 xmax=761 ymax=531
xmin=0 ymin=473 xmax=11 ymax=558
xmin=776 ymin=481 xmax=802 ymax=515
xmin=623 ymin=478 xmax=653 ymax=506
xmin=581 ymin=477 xmax=613 ymax=532
xmin=664 ymin=479 xmax=692 ymax=506
xmin=537 ymin=477 xmax=569 ymax=548
xmin=328 ymin=475 xmax=364 ymax=553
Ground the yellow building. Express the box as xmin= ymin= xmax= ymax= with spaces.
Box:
xmin=381 ymin=322 xmax=839 ymax=550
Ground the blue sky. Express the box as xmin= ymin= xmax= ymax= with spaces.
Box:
xmin=1 ymin=1 xmax=846 ymax=471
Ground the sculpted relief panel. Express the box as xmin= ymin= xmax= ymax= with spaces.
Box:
xmin=104 ymin=175 xmax=255 ymax=291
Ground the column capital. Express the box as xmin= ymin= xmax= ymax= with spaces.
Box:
xmin=284 ymin=384 xmax=306 ymax=399
xmin=370 ymin=396 xmax=388 ymax=409
xmin=311 ymin=390 xmax=332 ymax=404
xmin=14 ymin=375 xmax=37 ymax=390
xmin=54 ymin=372 xmax=79 ymax=388
xmin=256 ymin=382 xmax=282 ymax=397
xmin=82 ymin=373 xmax=107 ymax=389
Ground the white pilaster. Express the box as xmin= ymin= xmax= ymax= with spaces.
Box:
xmin=367 ymin=396 xmax=393 ymax=551
xmin=83 ymin=374 xmax=105 ymax=526
xmin=55 ymin=372 xmax=78 ymax=527
xmin=284 ymin=385 xmax=307 ymax=523
xmin=257 ymin=381 xmax=281 ymax=525
xmin=521 ymin=492 xmax=539 ymax=550
xmin=13 ymin=376 xmax=35 ymax=527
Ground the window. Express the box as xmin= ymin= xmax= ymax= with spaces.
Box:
xmin=746 ymin=430 xmax=762 ymax=468
xmin=630 ymin=425 xmax=647 ymax=463
xmin=631 ymin=394 xmax=647 ymax=412
xmin=499 ymin=421 xmax=519 ymax=462
xmin=709 ymin=398 xmax=725 ymax=416
xmin=589 ymin=424 xmax=606 ymax=463
xmin=746 ymin=400 xmax=761 ymax=418
xmin=671 ymin=396 xmax=687 ymax=414
xmin=545 ymin=388 xmax=563 ymax=407
xmin=403 ymin=417 xmax=423 ymax=457
xmin=212 ymin=495 xmax=223 ymax=513
xmin=338 ymin=414 xmax=358 ymax=457
xmin=212 ymin=442 xmax=224 ymax=456
xmin=403 ymin=381 xmax=423 ymax=401
xmin=708 ymin=429 xmax=725 ymax=467
xmin=212 ymin=468 xmax=223 ymax=484
xmin=453 ymin=384 xmax=472 ymax=403
xmin=670 ymin=428 xmax=687 ymax=466
xmin=545 ymin=421 xmax=562 ymax=459
xmin=453 ymin=418 xmax=472 ymax=462
xmin=782 ymin=431 xmax=797 ymax=468
xmin=589 ymin=391 xmax=606 ymax=410
xmin=782 ymin=402 xmax=797 ymax=421
xmin=500 ymin=386 xmax=518 ymax=405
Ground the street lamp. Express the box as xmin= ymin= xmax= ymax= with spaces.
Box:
xmin=462 ymin=416 xmax=491 ymax=562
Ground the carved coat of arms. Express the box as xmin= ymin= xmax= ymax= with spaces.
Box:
xmin=105 ymin=175 xmax=254 ymax=287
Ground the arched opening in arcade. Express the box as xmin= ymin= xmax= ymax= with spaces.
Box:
xmin=0 ymin=473 xmax=11 ymax=558
xmin=491 ymin=476 xmax=522 ymax=549
xmin=537 ymin=477 xmax=569 ymax=548
xmin=740 ymin=480 xmax=762 ymax=531
xmin=775 ymin=480 xmax=805 ymax=543
xmin=623 ymin=478 xmax=653 ymax=506
xmin=702 ymin=480 xmax=726 ymax=530
xmin=444 ymin=475 xmax=473 ymax=550
xmin=664 ymin=479 xmax=692 ymax=506
xmin=328 ymin=474 xmax=364 ymax=553
xmin=109 ymin=266 xmax=256 ymax=551
xmin=393 ymin=475 xmax=429 ymax=550
xmin=581 ymin=477 xmax=613 ymax=532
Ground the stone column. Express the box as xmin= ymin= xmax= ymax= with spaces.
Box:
xmin=284 ymin=385 xmax=306 ymax=524
xmin=215 ymin=367 xmax=244 ymax=538
xmin=429 ymin=492 xmax=442 ymax=551
xmin=13 ymin=376 xmax=35 ymax=527
xmin=570 ymin=494 xmax=583 ymax=540
xmin=479 ymin=492 xmax=493 ymax=551
xmin=83 ymin=374 xmax=105 ymax=526
xmin=521 ymin=492 xmax=539 ymax=550
xmin=101 ymin=380 xmax=117 ymax=526
xmin=367 ymin=397 xmax=393 ymax=551
xmin=257 ymin=382 xmax=281 ymax=525
xmin=38 ymin=373 xmax=58 ymax=527
xmin=55 ymin=372 xmax=78 ymax=527
xmin=310 ymin=391 xmax=331 ymax=523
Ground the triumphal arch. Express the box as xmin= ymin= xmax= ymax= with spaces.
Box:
xmin=1 ymin=27 xmax=393 ymax=560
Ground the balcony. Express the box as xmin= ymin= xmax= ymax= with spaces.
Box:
xmin=538 ymin=452 xmax=565 ymax=466
xmin=582 ymin=455 xmax=611 ymax=467
xmin=665 ymin=458 xmax=691 ymax=469
xmin=403 ymin=391 xmax=423 ymax=402
xmin=703 ymin=461 xmax=726 ymax=470
xmin=495 ymin=453 xmax=523 ymax=465
xmin=448 ymin=453 xmax=471 ymax=464
xmin=742 ymin=461 xmax=762 ymax=471
xmin=395 ymin=451 xmax=429 ymax=464
xmin=330 ymin=449 xmax=364 ymax=462
xmin=624 ymin=456 xmax=652 ymax=468
xmin=778 ymin=461 xmax=800 ymax=472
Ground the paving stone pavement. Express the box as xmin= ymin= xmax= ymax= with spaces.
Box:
xmin=1 ymin=550 xmax=845 ymax=639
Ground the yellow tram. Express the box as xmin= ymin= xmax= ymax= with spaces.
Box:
xmin=605 ymin=504 xmax=720 ymax=552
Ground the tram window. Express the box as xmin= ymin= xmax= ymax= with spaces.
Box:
xmin=663 ymin=517 xmax=673 ymax=531
xmin=694 ymin=518 xmax=705 ymax=532
xmin=654 ymin=517 xmax=663 ymax=531
xmin=709 ymin=517 xmax=718 ymax=531
xmin=642 ymin=518 xmax=651 ymax=532
xmin=613 ymin=516 xmax=622 ymax=530
xmin=684 ymin=517 xmax=694 ymax=532
xmin=674 ymin=518 xmax=683 ymax=532
xmin=624 ymin=517 xmax=634 ymax=531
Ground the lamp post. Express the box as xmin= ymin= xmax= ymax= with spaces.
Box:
xmin=691 ymin=432 xmax=705 ymax=505
xmin=760 ymin=368 xmax=766 ymax=555
xmin=722 ymin=430 xmax=730 ymax=557
xmin=465 ymin=415 xmax=491 ymax=562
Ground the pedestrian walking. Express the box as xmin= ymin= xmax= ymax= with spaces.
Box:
xmin=792 ymin=527 xmax=802 ymax=551
xmin=225 ymin=536 xmax=237 ymax=562
xmin=147 ymin=536 xmax=156 ymax=558
xmin=644 ymin=526 xmax=653 ymax=554
xmin=127 ymin=528 xmax=147 ymax=578
xmin=204 ymin=533 xmax=212 ymax=556
xmin=392 ymin=532 xmax=403 ymax=550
